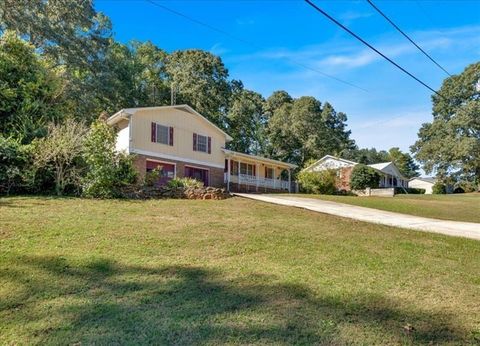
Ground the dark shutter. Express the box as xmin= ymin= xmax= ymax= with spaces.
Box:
xmin=193 ymin=133 xmax=197 ymax=151
xmin=169 ymin=127 xmax=174 ymax=146
xmin=207 ymin=136 xmax=211 ymax=154
xmin=151 ymin=122 xmax=156 ymax=142
xmin=265 ymin=167 xmax=267 ymax=178
xmin=253 ymin=165 xmax=256 ymax=176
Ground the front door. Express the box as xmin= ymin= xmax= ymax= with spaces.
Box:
xmin=184 ymin=166 xmax=209 ymax=186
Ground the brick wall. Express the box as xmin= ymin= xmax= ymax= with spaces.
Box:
xmin=336 ymin=166 xmax=353 ymax=191
xmin=133 ymin=154 xmax=225 ymax=188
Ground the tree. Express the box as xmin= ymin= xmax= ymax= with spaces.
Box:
xmin=0 ymin=0 xmax=112 ymax=73
xmin=411 ymin=62 xmax=480 ymax=183
xmin=32 ymin=119 xmax=87 ymax=195
xmin=321 ymin=102 xmax=355 ymax=156
xmin=82 ymin=118 xmax=137 ymax=198
xmin=387 ymin=147 xmax=419 ymax=178
xmin=0 ymin=31 xmax=65 ymax=141
xmin=165 ymin=50 xmax=231 ymax=127
xmin=227 ymin=89 xmax=266 ymax=154
xmin=350 ymin=164 xmax=381 ymax=190
xmin=266 ymin=92 xmax=355 ymax=168
xmin=342 ymin=147 xmax=390 ymax=164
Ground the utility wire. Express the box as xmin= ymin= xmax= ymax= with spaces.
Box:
xmin=366 ymin=0 xmax=450 ymax=76
xmin=304 ymin=0 xmax=441 ymax=97
xmin=145 ymin=0 xmax=368 ymax=92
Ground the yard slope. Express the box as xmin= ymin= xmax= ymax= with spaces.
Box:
xmin=1 ymin=197 xmax=479 ymax=345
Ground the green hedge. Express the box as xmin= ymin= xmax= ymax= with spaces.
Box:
xmin=394 ymin=187 xmax=426 ymax=194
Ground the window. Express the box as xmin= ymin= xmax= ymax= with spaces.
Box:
xmin=193 ymin=133 xmax=211 ymax=153
xmin=151 ymin=122 xmax=173 ymax=146
xmin=240 ymin=163 xmax=255 ymax=176
xmin=156 ymin=124 xmax=169 ymax=145
xmin=197 ymin=134 xmax=207 ymax=152
xmin=265 ymin=167 xmax=274 ymax=179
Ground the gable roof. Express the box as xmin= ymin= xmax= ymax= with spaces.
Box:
xmin=367 ymin=162 xmax=391 ymax=171
xmin=304 ymin=155 xmax=407 ymax=179
xmin=303 ymin=155 xmax=358 ymax=171
xmin=107 ymin=104 xmax=233 ymax=141
xmin=410 ymin=177 xmax=436 ymax=184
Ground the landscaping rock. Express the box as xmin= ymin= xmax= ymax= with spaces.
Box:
xmin=121 ymin=185 xmax=230 ymax=200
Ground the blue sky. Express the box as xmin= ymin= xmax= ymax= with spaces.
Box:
xmin=96 ymin=0 xmax=480 ymax=152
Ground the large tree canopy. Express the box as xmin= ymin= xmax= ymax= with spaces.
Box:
xmin=0 ymin=0 xmax=112 ymax=72
xmin=266 ymin=92 xmax=354 ymax=167
xmin=165 ymin=50 xmax=231 ymax=127
xmin=0 ymin=31 xmax=65 ymax=141
xmin=411 ymin=62 xmax=480 ymax=182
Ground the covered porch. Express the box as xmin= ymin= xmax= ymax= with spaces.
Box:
xmin=379 ymin=174 xmax=408 ymax=188
xmin=222 ymin=149 xmax=297 ymax=192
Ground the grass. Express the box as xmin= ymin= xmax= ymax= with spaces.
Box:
xmin=1 ymin=196 xmax=479 ymax=345
xmin=284 ymin=193 xmax=480 ymax=223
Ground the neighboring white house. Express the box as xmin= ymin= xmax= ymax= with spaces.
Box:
xmin=409 ymin=177 xmax=436 ymax=194
xmin=304 ymin=155 xmax=409 ymax=190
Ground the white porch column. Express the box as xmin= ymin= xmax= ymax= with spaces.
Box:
xmin=288 ymin=169 xmax=291 ymax=193
xmin=273 ymin=167 xmax=276 ymax=189
xmin=227 ymin=157 xmax=231 ymax=192
xmin=256 ymin=163 xmax=260 ymax=192
xmin=238 ymin=160 xmax=241 ymax=190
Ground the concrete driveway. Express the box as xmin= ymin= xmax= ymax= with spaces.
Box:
xmin=235 ymin=193 xmax=480 ymax=241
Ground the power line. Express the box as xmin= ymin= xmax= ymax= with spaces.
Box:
xmin=366 ymin=0 xmax=450 ymax=76
xmin=304 ymin=0 xmax=442 ymax=97
xmin=144 ymin=0 xmax=368 ymax=92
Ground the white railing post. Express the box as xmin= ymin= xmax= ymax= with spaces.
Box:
xmin=256 ymin=163 xmax=259 ymax=192
xmin=238 ymin=160 xmax=241 ymax=190
xmin=273 ymin=167 xmax=276 ymax=189
xmin=227 ymin=157 xmax=231 ymax=191
xmin=288 ymin=169 xmax=291 ymax=193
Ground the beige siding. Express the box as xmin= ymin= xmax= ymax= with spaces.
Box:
xmin=130 ymin=108 xmax=227 ymax=168
xmin=409 ymin=179 xmax=434 ymax=194
xmin=115 ymin=120 xmax=130 ymax=153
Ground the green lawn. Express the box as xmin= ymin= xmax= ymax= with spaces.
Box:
xmin=1 ymin=197 xmax=479 ymax=345
xmin=285 ymin=193 xmax=480 ymax=223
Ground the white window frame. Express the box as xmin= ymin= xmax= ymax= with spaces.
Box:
xmin=156 ymin=124 xmax=170 ymax=145
xmin=196 ymin=134 xmax=208 ymax=153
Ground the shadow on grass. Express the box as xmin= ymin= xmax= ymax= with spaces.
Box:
xmin=0 ymin=255 xmax=473 ymax=344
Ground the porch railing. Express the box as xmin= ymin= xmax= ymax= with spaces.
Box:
xmin=224 ymin=173 xmax=289 ymax=190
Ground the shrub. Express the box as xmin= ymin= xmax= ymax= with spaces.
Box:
xmin=0 ymin=135 xmax=32 ymax=195
xmin=297 ymin=169 xmax=337 ymax=195
xmin=167 ymin=177 xmax=204 ymax=189
xmin=144 ymin=167 xmax=163 ymax=187
xmin=394 ymin=187 xmax=426 ymax=194
xmin=82 ymin=119 xmax=137 ymax=198
xmin=350 ymin=164 xmax=380 ymax=190
xmin=456 ymin=181 xmax=477 ymax=193
xmin=432 ymin=182 xmax=447 ymax=194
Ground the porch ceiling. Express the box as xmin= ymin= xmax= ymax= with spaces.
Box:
xmin=222 ymin=149 xmax=297 ymax=169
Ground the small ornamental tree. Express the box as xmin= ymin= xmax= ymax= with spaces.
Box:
xmin=82 ymin=118 xmax=137 ymax=198
xmin=350 ymin=164 xmax=380 ymax=190
xmin=32 ymin=119 xmax=87 ymax=195
xmin=297 ymin=169 xmax=337 ymax=195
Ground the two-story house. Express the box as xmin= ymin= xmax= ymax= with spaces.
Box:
xmin=107 ymin=105 xmax=296 ymax=192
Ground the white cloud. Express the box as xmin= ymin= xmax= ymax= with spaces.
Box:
xmin=233 ymin=24 xmax=480 ymax=72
